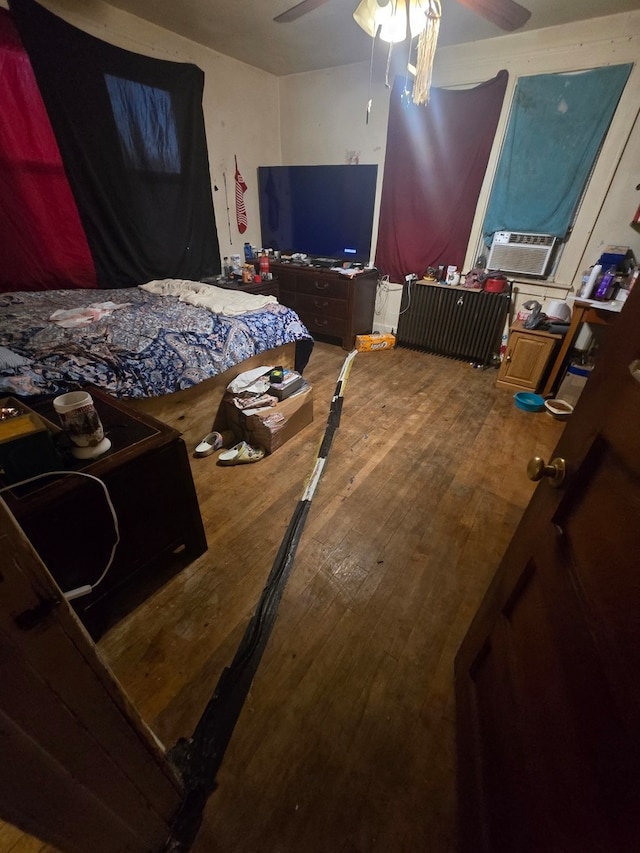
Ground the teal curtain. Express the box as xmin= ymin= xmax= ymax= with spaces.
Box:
xmin=483 ymin=64 xmax=632 ymax=241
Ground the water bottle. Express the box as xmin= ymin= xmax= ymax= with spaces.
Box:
xmin=579 ymin=264 xmax=601 ymax=299
xmin=259 ymin=252 xmax=270 ymax=279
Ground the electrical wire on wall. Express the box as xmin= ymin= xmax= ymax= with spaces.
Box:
xmin=375 ymin=273 xmax=407 ymax=323
xmin=374 ymin=274 xmax=390 ymax=318
xmin=398 ymin=278 xmax=415 ymax=316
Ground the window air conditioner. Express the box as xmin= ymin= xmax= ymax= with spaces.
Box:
xmin=487 ymin=231 xmax=557 ymax=277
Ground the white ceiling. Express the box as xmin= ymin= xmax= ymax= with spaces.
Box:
xmin=102 ymin=0 xmax=640 ymax=76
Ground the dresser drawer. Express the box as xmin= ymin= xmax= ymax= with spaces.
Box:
xmin=296 ymin=292 xmax=347 ymax=318
xmin=297 ymin=311 xmax=347 ymax=339
xmin=296 ymin=274 xmax=350 ymax=300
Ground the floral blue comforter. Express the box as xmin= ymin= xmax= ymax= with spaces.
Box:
xmin=0 ymin=287 xmax=312 ymax=399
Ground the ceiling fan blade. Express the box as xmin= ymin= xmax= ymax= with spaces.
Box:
xmin=274 ymin=0 xmax=331 ymax=24
xmin=456 ymin=0 xmax=531 ymax=32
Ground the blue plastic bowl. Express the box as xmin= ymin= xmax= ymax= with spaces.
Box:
xmin=514 ymin=391 xmax=545 ymax=412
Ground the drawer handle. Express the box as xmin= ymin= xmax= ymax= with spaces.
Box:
xmin=312 ymin=318 xmax=330 ymax=328
xmin=313 ymin=299 xmax=329 ymax=309
xmin=314 ymin=281 xmax=330 ymax=291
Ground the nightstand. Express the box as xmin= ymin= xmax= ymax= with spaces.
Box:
xmin=1 ymin=387 xmax=207 ymax=638
xmin=202 ymin=276 xmax=280 ymax=299
xmin=496 ymin=321 xmax=563 ymax=392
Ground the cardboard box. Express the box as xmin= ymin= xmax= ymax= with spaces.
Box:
xmin=224 ymin=384 xmax=313 ymax=454
xmin=354 ymin=333 xmax=396 ymax=352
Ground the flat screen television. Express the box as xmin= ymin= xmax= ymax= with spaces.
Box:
xmin=257 ymin=164 xmax=378 ymax=265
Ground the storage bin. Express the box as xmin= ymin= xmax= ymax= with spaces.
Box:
xmin=556 ymin=363 xmax=593 ymax=407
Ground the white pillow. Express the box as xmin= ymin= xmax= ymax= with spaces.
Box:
xmin=140 ymin=279 xmax=208 ymax=297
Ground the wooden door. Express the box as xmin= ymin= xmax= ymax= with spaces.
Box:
xmin=456 ymin=285 xmax=640 ymax=852
xmin=0 ymin=501 xmax=182 ymax=852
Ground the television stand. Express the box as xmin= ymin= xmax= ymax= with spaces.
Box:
xmin=272 ymin=262 xmax=378 ymax=350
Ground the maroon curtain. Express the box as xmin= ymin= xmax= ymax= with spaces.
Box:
xmin=375 ymin=71 xmax=508 ymax=283
xmin=0 ymin=9 xmax=96 ymax=291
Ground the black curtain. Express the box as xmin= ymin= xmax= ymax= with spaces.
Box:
xmin=9 ymin=0 xmax=220 ymax=288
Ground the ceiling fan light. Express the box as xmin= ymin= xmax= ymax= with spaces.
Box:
xmin=379 ymin=0 xmax=408 ymax=43
xmin=408 ymin=0 xmax=429 ymax=38
xmin=353 ymin=0 xmax=392 ymax=38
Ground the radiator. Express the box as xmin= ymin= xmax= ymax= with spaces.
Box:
xmin=396 ymin=283 xmax=511 ymax=366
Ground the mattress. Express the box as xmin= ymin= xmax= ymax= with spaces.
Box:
xmin=0 ymin=284 xmax=312 ymax=399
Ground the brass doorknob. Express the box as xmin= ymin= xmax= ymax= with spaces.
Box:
xmin=527 ymin=456 xmax=567 ymax=488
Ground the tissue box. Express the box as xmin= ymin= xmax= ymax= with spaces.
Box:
xmin=224 ymin=384 xmax=313 ymax=454
xmin=354 ymin=333 xmax=396 ymax=352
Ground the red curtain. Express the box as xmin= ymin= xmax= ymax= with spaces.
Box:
xmin=0 ymin=9 xmax=96 ymax=291
xmin=375 ymin=71 xmax=508 ymax=283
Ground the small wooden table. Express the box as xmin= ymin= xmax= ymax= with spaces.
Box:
xmin=2 ymin=387 xmax=207 ymax=638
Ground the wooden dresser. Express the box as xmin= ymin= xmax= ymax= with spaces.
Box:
xmin=271 ymin=262 xmax=378 ymax=349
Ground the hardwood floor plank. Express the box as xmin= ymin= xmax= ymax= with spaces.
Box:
xmin=95 ymin=342 xmax=565 ymax=852
xmin=0 ymin=820 xmax=59 ymax=852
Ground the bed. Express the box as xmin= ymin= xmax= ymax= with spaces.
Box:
xmin=0 ymin=281 xmax=313 ymax=398
xmin=0 ymin=281 xmax=314 ymax=447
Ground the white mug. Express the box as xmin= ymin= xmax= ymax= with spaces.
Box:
xmin=53 ymin=391 xmax=110 ymax=457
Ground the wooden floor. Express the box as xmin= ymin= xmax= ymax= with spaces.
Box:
xmin=1 ymin=342 xmax=565 ymax=852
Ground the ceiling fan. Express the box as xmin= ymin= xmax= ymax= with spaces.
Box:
xmin=275 ymin=0 xmax=531 ymax=106
xmin=274 ymin=0 xmax=531 ymax=32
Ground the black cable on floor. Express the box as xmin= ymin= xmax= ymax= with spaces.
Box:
xmin=164 ymin=349 xmax=358 ymax=852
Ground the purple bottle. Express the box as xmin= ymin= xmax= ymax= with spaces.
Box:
xmin=593 ymin=266 xmax=617 ymax=301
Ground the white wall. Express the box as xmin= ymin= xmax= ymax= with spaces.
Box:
xmin=279 ymin=12 xmax=640 ymax=332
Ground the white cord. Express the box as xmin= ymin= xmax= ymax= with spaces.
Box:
xmin=375 ymin=274 xmax=405 ymax=318
xmin=0 ymin=470 xmax=120 ymax=600
xmin=399 ymin=277 xmax=413 ymax=315
xmin=374 ymin=277 xmax=389 ymax=316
